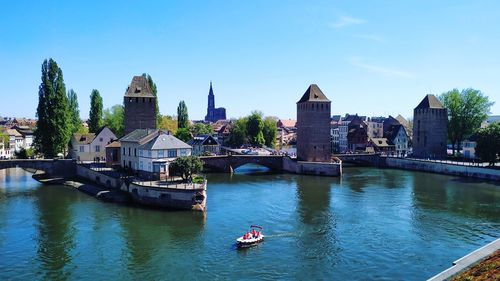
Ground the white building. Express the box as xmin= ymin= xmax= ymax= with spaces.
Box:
xmin=138 ymin=133 xmax=192 ymax=180
xmin=367 ymin=117 xmax=385 ymax=139
xmin=70 ymin=126 xmax=117 ymax=162
xmin=0 ymin=142 xmax=12 ymax=159
xmin=120 ymin=129 xmax=192 ymax=180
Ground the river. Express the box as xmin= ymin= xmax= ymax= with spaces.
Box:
xmin=0 ymin=166 xmax=498 ymax=280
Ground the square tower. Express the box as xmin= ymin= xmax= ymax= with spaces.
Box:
xmin=124 ymin=76 xmax=157 ymax=135
xmin=296 ymin=84 xmax=332 ymax=162
xmin=412 ymin=94 xmax=448 ymax=159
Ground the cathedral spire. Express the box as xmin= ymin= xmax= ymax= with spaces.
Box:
xmin=209 ymin=81 xmax=214 ymax=96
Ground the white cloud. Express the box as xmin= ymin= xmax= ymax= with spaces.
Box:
xmin=352 ymin=34 xmax=385 ymax=43
xmin=330 ymin=16 xmax=366 ymax=28
xmin=349 ymin=57 xmax=415 ymax=79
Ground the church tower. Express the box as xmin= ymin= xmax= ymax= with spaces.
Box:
xmin=124 ymin=76 xmax=157 ymax=135
xmin=296 ymin=84 xmax=332 ymax=162
xmin=204 ymin=82 xmax=226 ymax=122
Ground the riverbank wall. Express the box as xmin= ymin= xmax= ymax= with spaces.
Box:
xmin=76 ymin=164 xmax=121 ymax=189
xmin=283 ymin=157 xmax=342 ymax=176
xmin=383 ymin=157 xmax=500 ymax=181
xmin=122 ymin=181 xmax=207 ymax=212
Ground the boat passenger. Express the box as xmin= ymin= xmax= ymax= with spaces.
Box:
xmin=252 ymin=229 xmax=257 ymax=237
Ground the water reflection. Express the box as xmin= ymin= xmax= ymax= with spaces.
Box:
xmin=116 ymin=207 xmax=205 ymax=277
xmin=295 ymin=176 xmax=339 ymax=278
xmin=34 ymin=185 xmax=76 ymax=280
xmin=411 ymin=172 xmax=500 ymax=220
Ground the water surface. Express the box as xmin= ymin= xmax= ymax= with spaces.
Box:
xmin=0 ymin=167 xmax=498 ymax=280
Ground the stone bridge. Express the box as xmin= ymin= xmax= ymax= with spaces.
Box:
xmin=200 ymin=155 xmax=285 ymax=173
xmin=333 ymin=153 xmax=382 ymax=166
xmin=0 ymin=159 xmax=77 ymax=178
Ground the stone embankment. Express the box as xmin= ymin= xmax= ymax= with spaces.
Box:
xmin=383 ymin=157 xmax=500 ymax=181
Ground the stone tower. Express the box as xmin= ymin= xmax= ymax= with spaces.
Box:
xmin=124 ymin=76 xmax=157 ymax=135
xmin=296 ymin=84 xmax=332 ymax=162
xmin=412 ymin=94 xmax=448 ymax=159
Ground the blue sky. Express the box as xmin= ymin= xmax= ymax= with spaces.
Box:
xmin=1 ymin=0 xmax=499 ymax=120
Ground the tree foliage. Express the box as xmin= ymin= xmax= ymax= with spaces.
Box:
xmin=191 ymin=123 xmax=213 ymax=136
xmin=246 ymin=111 xmax=265 ymax=146
xmin=88 ymin=89 xmax=103 ymax=133
xmin=142 ymin=73 xmax=161 ymax=127
xmin=67 ymin=89 xmax=82 ymax=135
xmin=175 ymin=127 xmax=192 ymax=142
xmin=228 ymin=118 xmax=248 ymax=147
xmin=262 ymin=117 xmax=277 ymax=148
xmin=103 ymin=104 xmax=124 ymax=137
xmin=169 ymin=156 xmax=204 ymax=181
xmin=440 ymin=88 xmax=494 ymax=155
xmin=15 ymin=147 xmax=35 ymax=159
xmin=0 ymin=130 xmax=8 ymax=147
xmin=475 ymin=122 xmax=500 ymax=166
xmin=159 ymin=115 xmax=178 ymax=134
xmin=34 ymin=58 xmax=71 ymax=158
xmin=177 ymin=101 xmax=189 ymax=129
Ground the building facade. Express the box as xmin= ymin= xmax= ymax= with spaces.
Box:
xmin=70 ymin=126 xmax=117 ymax=162
xmin=124 ymin=76 xmax=157 ymax=135
xmin=205 ymin=82 xmax=227 ymax=123
xmin=296 ymin=84 xmax=332 ymax=162
xmin=187 ymin=135 xmax=220 ymax=156
xmin=412 ymin=94 xmax=448 ymax=159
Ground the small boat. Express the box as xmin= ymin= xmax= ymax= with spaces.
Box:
xmin=236 ymin=225 xmax=264 ymax=248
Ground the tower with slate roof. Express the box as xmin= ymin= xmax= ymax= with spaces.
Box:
xmin=124 ymin=76 xmax=157 ymax=135
xmin=412 ymin=94 xmax=448 ymax=159
xmin=296 ymin=84 xmax=332 ymax=162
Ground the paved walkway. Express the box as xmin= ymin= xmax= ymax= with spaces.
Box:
xmin=427 ymin=238 xmax=500 ymax=281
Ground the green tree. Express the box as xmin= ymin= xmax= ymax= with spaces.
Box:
xmin=169 ymin=156 xmax=204 ymax=181
xmin=177 ymin=101 xmax=189 ymax=129
xmin=440 ymin=88 xmax=494 ymax=155
xmin=88 ymin=89 xmax=103 ymax=133
xmin=142 ymin=73 xmax=161 ymax=127
xmin=191 ymin=123 xmax=214 ymax=136
xmin=0 ymin=130 xmax=8 ymax=148
xmin=247 ymin=111 xmax=265 ymax=147
xmin=159 ymin=115 xmax=178 ymax=134
xmin=228 ymin=118 xmax=248 ymax=147
xmin=262 ymin=117 xmax=277 ymax=148
xmin=103 ymin=105 xmax=124 ymax=137
xmin=15 ymin=147 xmax=35 ymax=159
xmin=475 ymin=122 xmax=500 ymax=166
xmin=34 ymin=58 xmax=71 ymax=158
xmin=175 ymin=127 xmax=192 ymax=142
xmin=67 ymin=89 xmax=82 ymax=135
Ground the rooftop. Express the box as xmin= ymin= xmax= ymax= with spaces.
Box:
xmin=140 ymin=133 xmax=191 ymax=150
xmin=297 ymin=84 xmax=330 ymax=103
xmin=415 ymin=94 xmax=444 ymax=110
xmin=124 ymin=76 xmax=155 ymax=98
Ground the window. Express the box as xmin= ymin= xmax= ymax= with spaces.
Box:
xmin=128 ymin=147 xmax=131 ymax=156
xmin=123 ymin=147 xmax=125 ymax=155
xmin=168 ymin=149 xmax=177 ymax=158
xmin=158 ymin=150 xmax=164 ymax=158
xmin=180 ymin=149 xmax=187 ymax=156
xmin=134 ymin=148 xmax=137 ymax=157
xmin=148 ymin=150 xmax=151 ymax=157
xmin=139 ymin=150 xmax=143 ymax=156
xmin=95 ymin=145 xmax=100 ymax=152
xmin=148 ymin=162 xmax=151 ymax=171
xmin=79 ymin=146 xmax=85 ymax=152
xmin=139 ymin=161 xmax=143 ymax=170
xmin=99 ymin=137 xmax=103 ymax=142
